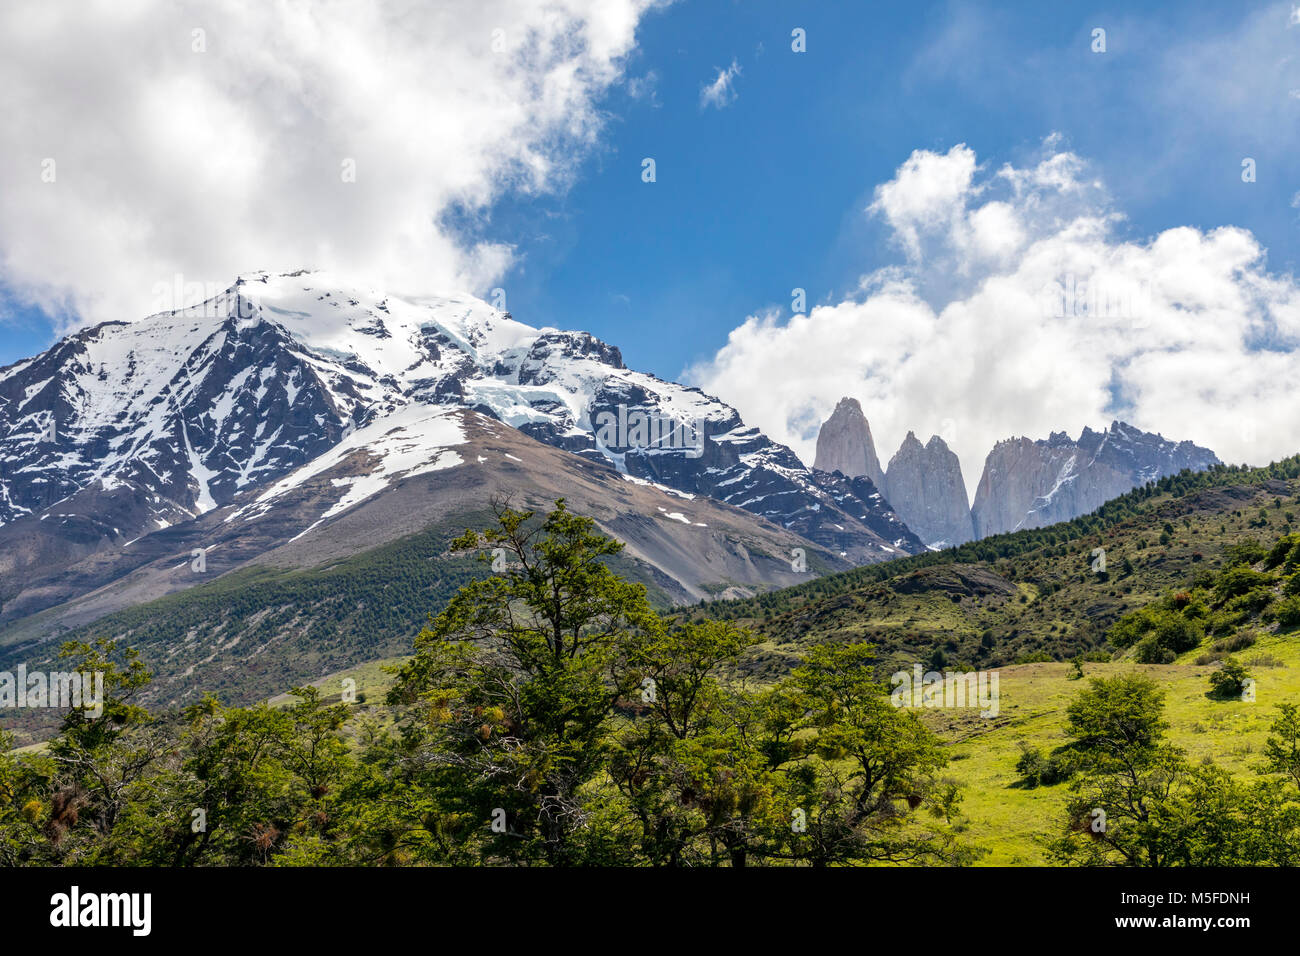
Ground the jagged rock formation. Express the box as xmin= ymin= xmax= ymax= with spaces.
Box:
xmin=812 ymin=400 xmax=972 ymax=548
xmin=883 ymin=432 xmax=974 ymax=548
xmin=813 ymin=397 xmax=886 ymax=491
xmin=971 ymin=422 xmax=1221 ymax=537
xmin=811 ymin=398 xmax=1219 ymax=547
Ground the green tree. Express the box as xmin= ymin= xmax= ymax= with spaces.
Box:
xmin=0 ymin=728 xmax=46 ymax=865
xmin=609 ymin=618 xmax=772 ymax=866
xmin=1050 ymin=674 xmax=1185 ymax=866
xmin=1050 ymin=673 xmax=1297 ymax=865
xmin=1263 ymin=703 xmax=1300 ymax=790
xmin=388 ymin=499 xmax=658 ymax=865
xmin=154 ymin=688 xmax=354 ymax=866
xmin=39 ymin=640 xmax=168 ymax=864
xmin=776 ymin=643 xmax=968 ymax=866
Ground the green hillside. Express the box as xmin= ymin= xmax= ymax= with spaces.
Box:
xmin=910 ymin=635 xmax=1300 ymax=864
xmin=261 ymin=458 xmax=1300 ymax=864
xmin=693 ymin=458 xmax=1300 ymax=677
xmin=4 ymin=485 xmax=1300 ymax=866
xmin=678 ymin=455 xmax=1300 ymax=863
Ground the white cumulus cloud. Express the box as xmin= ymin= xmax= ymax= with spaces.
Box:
xmin=687 ymin=140 xmax=1300 ymax=498
xmin=0 ymin=0 xmax=655 ymax=330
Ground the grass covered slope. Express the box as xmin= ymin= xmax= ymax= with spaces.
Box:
xmin=696 ymin=458 xmax=1300 ymax=677
xmin=687 ymin=455 xmax=1300 ymax=863
xmin=923 ymin=634 xmax=1300 ymax=864
xmin=7 ymin=484 xmax=1300 ymax=866
xmin=250 ymin=637 xmax=1300 ymax=865
xmin=249 ymin=459 xmax=1300 ymax=864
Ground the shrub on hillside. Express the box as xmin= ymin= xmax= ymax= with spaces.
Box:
xmin=1107 ymin=608 xmax=1154 ymax=649
xmin=1273 ymin=595 xmax=1300 ymax=629
xmin=1109 ymin=599 xmax=1206 ymax=656
xmin=1215 ymin=566 xmax=1275 ymax=603
xmin=1224 ymin=541 xmax=1268 ymax=568
xmin=1244 ymin=652 xmax=1284 ymax=668
xmin=1177 ymin=593 xmax=1211 ymax=620
xmin=1208 ymin=609 xmax=1249 ymax=636
xmin=1208 ymin=657 xmax=1252 ymax=699
xmin=1015 ymin=743 xmax=1070 ymax=787
xmin=1013 ymin=650 xmax=1053 ymax=664
xmin=1134 ymin=635 xmax=1176 ymax=664
xmin=1211 ymin=631 xmax=1257 ymax=654
xmin=1265 ymin=534 xmax=1300 ymax=570
xmin=1156 ymin=611 xmax=1205 ymax=652
xmin=1226 ymin=586 xmax=1276 ymax=617
xmin=1264 ymin=535 xmax=1293 ymax=566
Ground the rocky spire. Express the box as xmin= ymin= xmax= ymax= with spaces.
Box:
xmin=883 ymin=433 xmax=975 ymax=548
xmin=813 ymin=397 xmax=886 ymax=491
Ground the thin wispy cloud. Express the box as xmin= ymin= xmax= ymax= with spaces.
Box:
xmin=627 ymin=70 xmax=661 ymax=107
xmin=699 ymin=59 xmax=742 ymax=110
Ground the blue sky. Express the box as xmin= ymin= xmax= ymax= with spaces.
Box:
xmin=2 ymin=0 xmax=1295 ymax=378
xmin=460 ymin=0 xmax=1300 ymax=380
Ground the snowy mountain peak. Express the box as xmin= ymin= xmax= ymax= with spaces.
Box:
xmin=0 ymin=273 xmax=924 ymax=568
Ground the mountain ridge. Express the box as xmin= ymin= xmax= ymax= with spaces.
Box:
xmin=971 ymin=419 xmax=1221 ymax=537
xmin=811 ymin=398 xmax=1219 ymax=546
xmin=0 ymin=272 xmax=921 ymax=562
xmin=0 ymin=273 xmax=926 ymax=650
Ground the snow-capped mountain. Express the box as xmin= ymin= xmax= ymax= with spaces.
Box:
xmin=0 ymin=271 xmax=921 ymax=624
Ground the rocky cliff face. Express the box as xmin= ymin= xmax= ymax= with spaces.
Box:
xmin=883 ymin=432 xmax=974 ymax=548
xmin=971 ymin=421 xmax=1221 ymax=537
xmin=813 ymin=397 xmax=886 ymax=491
xmin=811 ymin=397 xmax=1220 ymax=547
xmin=812 ymin=400 xmax=972 ymax=548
